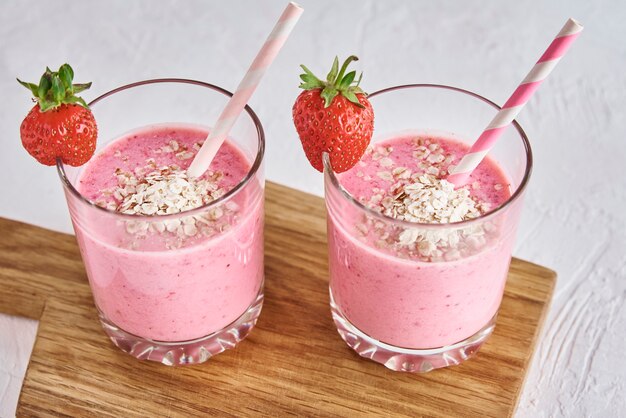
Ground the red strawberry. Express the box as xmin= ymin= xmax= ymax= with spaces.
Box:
xmin=18 ymin=64 xmax=97 ymax=166
xmin=292 ymin=55 xmax=374 ymax=173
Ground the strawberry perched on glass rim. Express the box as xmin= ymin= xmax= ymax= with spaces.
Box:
xmin=292 ymin=55 xmax=374 ymax=173
xmin=18 ymin=63 xmax=97 ymax=166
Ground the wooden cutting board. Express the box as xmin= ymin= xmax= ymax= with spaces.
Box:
xmin=0 ymin=182 xmax=555 ymax=417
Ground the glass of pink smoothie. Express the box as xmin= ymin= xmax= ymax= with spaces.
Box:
xmin=58 ymin=79 xmax=265 ymax=366
xmin=325 ymin=84 xmax=532 ymax=372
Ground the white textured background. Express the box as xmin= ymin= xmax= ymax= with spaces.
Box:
xmin=1 ymin=1 xmax=625 ymax=417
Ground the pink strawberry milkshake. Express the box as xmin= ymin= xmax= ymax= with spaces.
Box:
xmin=71 ymin=124 xmax=264 ymax=341
xmin=327 ymin=133 xmax=517 ymax=349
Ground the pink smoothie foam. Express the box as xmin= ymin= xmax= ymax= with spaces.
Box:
xmin=72 ymin=124 xmax=263 ymax=341
xmin=328 ymin=134 xmax=515 ymax=348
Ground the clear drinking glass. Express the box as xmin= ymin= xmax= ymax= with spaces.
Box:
xmin=324 ymin=84 xmax=532 ymax=372
xmin=58 ymin=79 xmax=265 ymax=366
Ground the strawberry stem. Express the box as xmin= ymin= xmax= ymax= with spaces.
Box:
xmin=298 ymin=55 xmax=366 ymax=109
xmin=17 ymin=63 xmax=91 ymax=112
xmin=334 ymin=55 xmax=358 ymax=85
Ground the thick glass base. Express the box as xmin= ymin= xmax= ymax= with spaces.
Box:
xmin=99 ymin=286 xmax=264 ymax=366
xmin=330 ymin=291 xmax=496 ymax=373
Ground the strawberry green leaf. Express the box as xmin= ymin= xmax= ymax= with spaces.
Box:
xmin=300 ymin=64 xmax=317 ymax=78
xmin=297 ymin=55 xmax=367 ymax=109
xmin=343 ymin=89 xmax=365 ymax=108
xmin=299 ymin=79 xmax=324 ymax=90
xmin=339 ymin=71 xmax=356 ymax=90
xmin=39 ymin=99 xmax=56 ymax=112
xmin=326 ymin=57 xmax=339 ymax=83
xmin=38 ymin=74 xmax=51 ymax=100
xmin=59 ymin=64 xmax=73 ymax=89
xmin=16 ymin=79 xmax=39 ymax=96
xmin=60 ymin=64 xmax=73 ymax=81
xmin=355 ymin=72 xmax=363 ymax=87
xmin=335 ymin=56 xmax=358 ymax=85
xmin=298 ymin=65 xmax=324 ymax=90
xmin=76 ymin=97 xmax=88 ymax=107
xmin=72 ymin=83 xmax=92 ymax=94
xmin=66 ymin=96 xmax=88 ymax=107
xmin=51 ymin=76 xmax=64 ymax=102
xmin=17 ymin=63 xmax=92 ymax=112
xmin=321 ymin=87 xmax=338 ymax=108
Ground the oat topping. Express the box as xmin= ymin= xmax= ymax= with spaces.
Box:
xmin=95 ymin=139 xmax=239 ymax=249
xmin=382 ymin=174 xmax=482 ymax=224
xmin=352 ymin=137 xmax=506 ymax=262
xmin=366 ymin=138 xmax=490 ymax=223
xmin=115 ymin=166 xmax=223 ymax=217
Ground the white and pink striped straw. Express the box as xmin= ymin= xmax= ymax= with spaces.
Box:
xmin=187 ymin=2 xmax=303 ymax=178
xmin=447 ymin=18 xmax=583 ymax=187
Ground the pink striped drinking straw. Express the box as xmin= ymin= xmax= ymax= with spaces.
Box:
xmin=447 ymin=18 xmax=583 ymax=187
xmin=187 ymin=2 xmax=304 ymax=178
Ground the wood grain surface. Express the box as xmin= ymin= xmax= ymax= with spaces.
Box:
xmin=0 ymin=182 xmax=555 ymax=417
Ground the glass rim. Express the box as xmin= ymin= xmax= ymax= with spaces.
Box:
xmin=323 ymin=83 xmax=533 ymax=228
xmin=57 ymin=78 xmax=265 ymax=221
